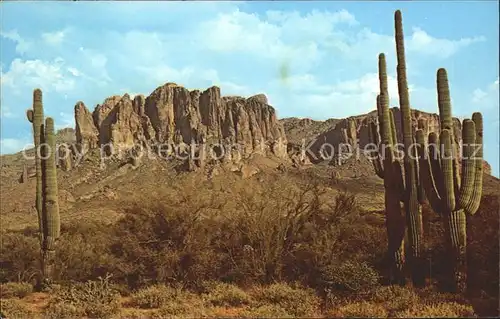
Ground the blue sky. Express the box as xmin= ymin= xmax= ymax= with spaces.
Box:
xmin=1 ymin=1 xmax=498 ymax=176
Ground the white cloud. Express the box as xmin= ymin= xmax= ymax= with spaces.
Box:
xmin=0 ymin=29 xmax=32 ymax=54
xmin=407 ymin=27 xmax=486 ymax=58
xmin=266 ymin=71 xmax=417 ymax=119
xmin=1 ymin=58 xmax=76 ymax=94
xmin=42 ymin=29 xmax=67 ymax=45
xmin=471 ymin=78 xmax=499 ymax=109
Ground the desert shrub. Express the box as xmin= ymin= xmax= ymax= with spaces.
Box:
xmin=330 ymin=301 xmax=388 ymax=318
xmin=240 ymin=304 xmax=292 ymax=318
xmin=202 ymin=281 xmax=252 ymax=307
xmin=394 ymin=302 xmax=476 ymax=318
xmin=44 ymin=302 xmax=83 ymax=319
xmin=0 ymin=232 xmax=39 ymax=283
xmin=55 ymin=222 xmax=117 ymax=282
xmin=150 ymin=292 xmax=206 ymax=318
xmin=320 ymin=260 xmax=380 ymax=294
xmin=213 ymin=179 xmax=326 ymax=284
xmin=0 ymin=298 xmax=35 ymax=318
xmin=46 ymin=274 xmax=120 ymax=318
xmin=0 ymin=282 xmax=33 ymax=299
xmin=0 ymin=170 xmax=389 ymax=305
xmin=129 ymin=284 xmax=183 ymax=309
xmin=251 ymin=282 xmax=321 ymax=317
xmin=371 ymin=285 xmax=420 ymax=315
xmin=109 ymin=188 xmax=223 ymax=289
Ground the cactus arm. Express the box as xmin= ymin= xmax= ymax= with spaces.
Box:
xmin=27 ymin=110 xmax=34 ymax=123
xmin=416 ymin=129 xmax=442 ymax=212
xmin=456 ymin=120 xmax=476 ymax=210
xmin=376 ymin=95 xmax=384 ymax=137
xmin=463 ymin=112 xmax=483 ymax=215
xmin=428 ymin=132 xmax=444 ymax=195
xmin=416 ymin=119 xmax=427 ymax=204
xmin=389 ymin=109 xmax=398 ymax=146
xmin=378 ymin=54 xmax=393 ymax=147
xmin=440 ymin=129 xmax=456 ymax=213
xmin=437 ymin=69 xmax=454 ymax=132
xmin=437 ymin=68 xmax=461 ymax=205
xmin=378 ymin=53 xmax=389 ymax=94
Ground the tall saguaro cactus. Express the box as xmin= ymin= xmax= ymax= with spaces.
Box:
xmin=368 ymin=10 xmax=425 ymax=287
xmin=394 ymin=9 xmax=424 ymax=287
xmin=416 ymin=68 xmax=483 ymax=293
xmin=26 ymin=89 xmax=61 ymax=288
xmin=368 ymin=54 xmax=406 ymax=286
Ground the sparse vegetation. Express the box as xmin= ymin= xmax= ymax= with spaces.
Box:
xmin=251 ymin=282 xmax=321 ymax=317
xmin=0 ymin=298 xmax=36 ymax=319
xmin=0 ymin=282 xmax=33 ymax=299
xmin=44 ymin=275 xmax=121 ymax=318
xmin=0 ymin=7 xmax=497 ymax=319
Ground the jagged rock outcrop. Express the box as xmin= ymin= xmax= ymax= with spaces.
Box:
xmin=74 ymin=82 xmax=288 ymax=164
xmin=74 ymin=102 xmax=99 ymax=151
xmin=288 ymin=107 xmax=480 ymax=167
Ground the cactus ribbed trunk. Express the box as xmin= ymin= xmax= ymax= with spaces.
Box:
xmin=394 ymin=10 xmax=424 ymax=287
xmin=368 ymin=53 xmax=407 ymax=285
xmin=444 ymin=209 xmax=467 ymax=293
xmin=27 ymin=89 xmax=61 ymax=290
xmin=41 ymin=118 xmax=60 ymax=283
xmin=29 ymin=89 xmax=45 ymax=242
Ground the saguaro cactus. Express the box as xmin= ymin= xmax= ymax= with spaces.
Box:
xmin=368 ymin=10 xmax=425 ymax=287
xmin=368 ymin=89 xmax=406 ymax=285
xmin=416 ymin=68 xmax=483 ymax=293
xmin=394 ymin=9 xmax=424 ymax=287
xmin=26 ymin=89 xmax=61 ymax=288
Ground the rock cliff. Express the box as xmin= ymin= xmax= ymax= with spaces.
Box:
xmin=74 ymin=82 xmax=288 ymax=164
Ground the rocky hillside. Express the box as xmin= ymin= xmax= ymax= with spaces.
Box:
xmin=280 ymin=108 xmax=492 ymax=175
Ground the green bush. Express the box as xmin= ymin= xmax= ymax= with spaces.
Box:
xmin=0 ymin=282 xmax=33 ymax=299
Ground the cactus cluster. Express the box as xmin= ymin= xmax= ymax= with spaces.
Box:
xmin=416 ymin=68 xmax=483 ymax=293
xmin=26 ymin=88 xmax=61 ymax=288
xmin=369 ymin=10 xmax=484 ymax=293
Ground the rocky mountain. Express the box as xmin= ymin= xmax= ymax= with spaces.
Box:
xmin=74 ymin=83 xmax=288 ymax=166
xmin=280 ymin=108 xmax=492 ymax=175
